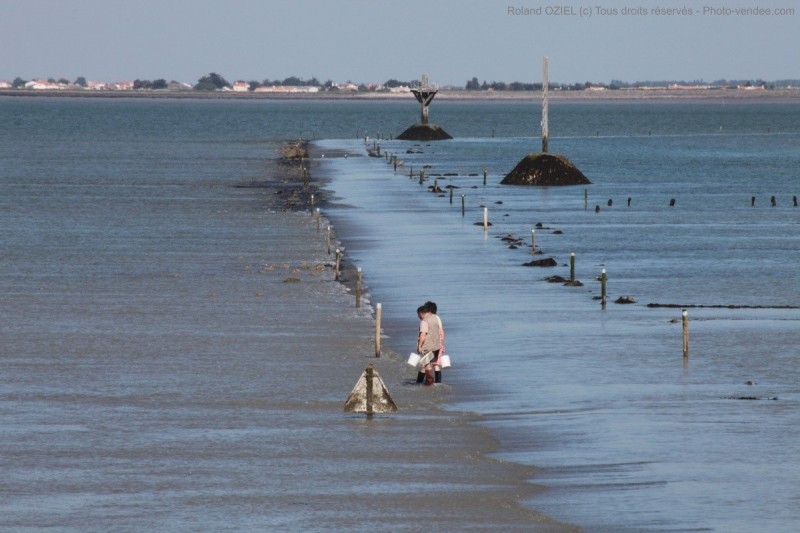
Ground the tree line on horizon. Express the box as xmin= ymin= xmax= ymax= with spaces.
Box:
xmin=7 ymin=72 xmax=799 ymax=91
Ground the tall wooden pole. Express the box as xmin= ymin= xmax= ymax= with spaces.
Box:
xmin=541 ymin=56 xmax=549 ymax=153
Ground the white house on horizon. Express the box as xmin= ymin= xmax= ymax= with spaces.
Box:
xmin=24 ymin=79 xmax=65 ymax=90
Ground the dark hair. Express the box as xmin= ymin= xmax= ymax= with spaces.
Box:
xmin=424 ymin=301 xmax=438 ymax=314
xmin=417 ymin=305 xmax=427 ymax=315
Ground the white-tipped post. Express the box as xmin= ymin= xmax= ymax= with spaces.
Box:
xmin=682 ymin=309 xmax=689 ymax=359
xmin=570 ymin=252 xmax=576 ymax=282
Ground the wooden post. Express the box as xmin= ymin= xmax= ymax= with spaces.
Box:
xmin=584 ymin=188 xmax=588 ymax=210
xmin=483 ymin=168 xmax=487 ymax=185
xmin=449 ymin=187 xmax=453 ymax=204
xmin=393 ymin=157 xmax=397 ymax=172
xmin=570 ymin=252 xmax=575 ymax=282
xmin=376 ymin=144 xmax=381 ymax=157
xmin=531 ymin=229 xmax=536 ymax=254
xmin=461 ymin=194 xmax=465 ymax=216
xmin=365 ymin=364 xmax=374 ymax=416
xmin=355 ymin=267 xmax=362 ymax=308
xmin=334 ymin=248 xmax=341 ymax=281
xmin=601 ymin=268 xmax=607 ymax=309
xmin=315 ymin=208 xmax=320 ymax=233
xmin=682 ymin=310 xmax=689 ymax=359
xmin=375 ymin=303 xmax=382 ymax=358
xmin=327 ymin=226 xmax=332 ymax=255
xmin=541 ymin=56 xmax=549 ymax=153
xmin=419 ymin=170 xmax=424 ymax=185
xmin=483 ymin=207 xmax=488 ymax=231
xmin=409 ymin=166 xmax=413 ymax=178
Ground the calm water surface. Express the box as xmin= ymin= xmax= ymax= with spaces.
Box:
xmin=317 ymin=98 xmax=800 ymax=532
xmin=2 ymin=96 xmax=798 ymax=532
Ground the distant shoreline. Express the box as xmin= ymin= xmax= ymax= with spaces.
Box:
xmin=2 ymin=88 xmax=800 ymax=103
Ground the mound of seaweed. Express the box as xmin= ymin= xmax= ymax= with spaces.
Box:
xmin=396 ymin=124 xmax=453 ymax=141
xmin=501 ymin=153 xmax=590 ymax=186
xmin=279 ymin=140 xmax=309 ymax=161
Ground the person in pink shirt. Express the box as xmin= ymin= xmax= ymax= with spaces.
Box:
xmin=415 ymin=304 xmax=441 ymax=385
xmin=424 ymin=301 xmax=446 ymax=384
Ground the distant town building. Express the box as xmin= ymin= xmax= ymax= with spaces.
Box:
xmin=114 ymin=81 xmax=134 ymax=90
xmin=232 ymin=81 xmax=250 ymax=92
xmin=0 ymin=81 xmax=12 ymax=89
xmin=738 ymin=84 xmax=765 ymax=90
xmin=333 ymin=82 xmax=359 ymax=92
xmin=253 ymin=85 xmax=320 ymax=93
xmin=25 ymin=79 xmax=65 ymax=90
xmin=668 ymin=84 xmax=712 ymax=90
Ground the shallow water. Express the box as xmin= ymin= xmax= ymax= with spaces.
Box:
xmin=1 ymin=97 xmax=573 ymax=532
xmin=316 ymin=102 xmax=800 ymax=532
xmin=2 ymin=96 xmax=798 ymax=532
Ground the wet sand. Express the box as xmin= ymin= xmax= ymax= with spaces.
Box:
xmin=261 ymin=146 xmax=577 ymax=531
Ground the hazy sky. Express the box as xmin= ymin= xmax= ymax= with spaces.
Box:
xmin=2 ymin=0 xmax=798 ymax=85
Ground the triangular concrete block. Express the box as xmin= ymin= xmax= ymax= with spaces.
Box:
xmin=343 ymin=364 xmax=397 ymax=414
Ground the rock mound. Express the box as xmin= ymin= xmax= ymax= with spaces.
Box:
xmin=279 ymin=141 xmax=309 ymax=161
xmin=523 ymin=257 xmax=557 ymax=267
xmin=501 ymin=153 xmax=590 ymax=186
xmin=396 ymin=124 xmax=452 ymax=141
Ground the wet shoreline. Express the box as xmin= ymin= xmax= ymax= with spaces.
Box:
xmin=236 ymin=141 xmax=579 ymax=531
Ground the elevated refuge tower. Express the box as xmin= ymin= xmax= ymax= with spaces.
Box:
xmin=412 ymin=74 xmax=437 ymax=125
xmin=397 ymin=73 xmax=452 ymax=141
xmin=501 ymin=57 xmax=590 ymax=186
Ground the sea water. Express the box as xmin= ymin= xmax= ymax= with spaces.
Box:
xmin=2 ymin=96 xmax=798 ymax=532
xmin=316 ymin=99 xmax=800 ymax=532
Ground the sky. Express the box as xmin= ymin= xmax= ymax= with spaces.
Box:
xmin=2 ymin=0 xmax=798 ymax=86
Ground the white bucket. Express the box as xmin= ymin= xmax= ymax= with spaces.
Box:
xmin=407 ymin=352 xmax=421 ymax=367
xmin=440 ymin=355 xmax=451 ymax=368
